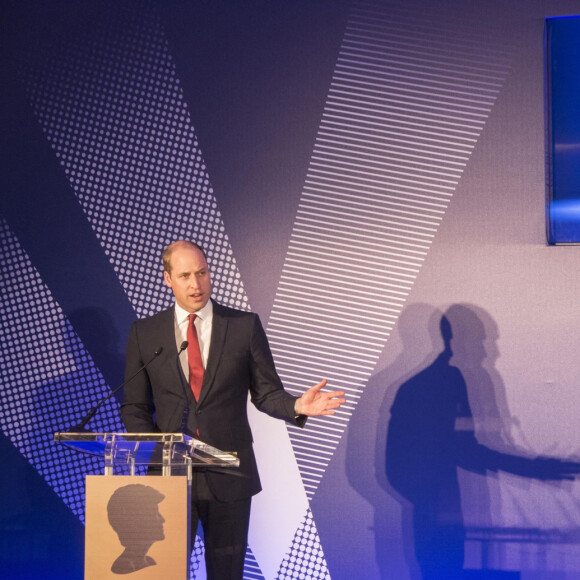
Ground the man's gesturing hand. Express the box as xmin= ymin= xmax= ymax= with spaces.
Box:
xmin=295 ymin=379 xmax=346 ymax=416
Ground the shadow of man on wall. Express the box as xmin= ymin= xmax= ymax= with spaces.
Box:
xmin=385 ymin=303 xmax=579 ymax=580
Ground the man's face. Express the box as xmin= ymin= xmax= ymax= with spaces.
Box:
xmin=163 ymin=246 xmax=212 ymax=313
xmin=151 ymin=505 xmax=165 ymax=541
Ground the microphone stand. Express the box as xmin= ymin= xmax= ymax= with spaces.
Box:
xmin=176 ymin=341 xmax=191 ymax=434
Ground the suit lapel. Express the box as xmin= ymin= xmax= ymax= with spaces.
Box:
xmin=198 ymin=301 xmax=228 ymax=407
xmin=160 ymin=306 xmax=193 ymax=400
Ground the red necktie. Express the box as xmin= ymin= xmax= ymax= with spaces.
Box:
xmin=187 ymin=314 xmax=204 ymax=401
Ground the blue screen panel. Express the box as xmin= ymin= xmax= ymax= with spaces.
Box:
xmin=546 ymin=16 xmax=580 ymax=244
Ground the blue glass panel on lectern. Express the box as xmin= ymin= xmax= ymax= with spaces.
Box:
xmin=546 ymin=16 xmax=580 ymax=244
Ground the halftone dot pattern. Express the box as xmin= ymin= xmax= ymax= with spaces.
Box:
xmin=276 ymin=508 xmax=330 ymax=580
xmin=15 ymin=2 xmax=255 ymax=574
xmin=0 ymin=218 xmax=123 ymax=521
xmin=18 ymin=2 xmax=248 ymax=318
xmin=190 ymin=536 xmax=204 ymax=579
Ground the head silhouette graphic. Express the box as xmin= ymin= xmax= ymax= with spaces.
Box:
xmin=107 ymin=484 xmax=166 ymax=575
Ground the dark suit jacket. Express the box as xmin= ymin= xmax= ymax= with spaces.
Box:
xmin=121 ymin=300 xmax=304 ymax=501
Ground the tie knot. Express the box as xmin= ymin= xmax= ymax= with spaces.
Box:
xmin=189 ymin=313 xmax=197 ymax=324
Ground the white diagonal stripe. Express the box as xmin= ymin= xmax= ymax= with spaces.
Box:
xmin=268 ymin=0 xmax=512 ymax=507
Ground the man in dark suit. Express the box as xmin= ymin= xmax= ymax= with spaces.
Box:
xmin=121 ymin=240 xmax=345 ymax=580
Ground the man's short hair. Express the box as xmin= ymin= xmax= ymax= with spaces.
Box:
xmin=162 ymin=240 xmax=207 ymax=273
xmin=107 ymin=484 xmax=165 ymax=541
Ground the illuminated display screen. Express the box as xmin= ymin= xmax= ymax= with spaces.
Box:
xmin=546 ymin=16 xmax=580 ymax=244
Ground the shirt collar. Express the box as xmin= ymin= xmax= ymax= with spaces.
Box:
xmin=174 ymin=299 xmax=213 ymax=325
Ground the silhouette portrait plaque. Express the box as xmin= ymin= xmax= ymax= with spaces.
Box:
xmin=85 ymin=475 xmax=189 ymax=580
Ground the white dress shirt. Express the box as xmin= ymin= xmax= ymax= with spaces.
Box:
xmin=174 ymin=300 xmax=213 ymax=380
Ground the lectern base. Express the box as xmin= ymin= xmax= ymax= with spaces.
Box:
xmin=85 ymin=475 xmax=190 ymax=580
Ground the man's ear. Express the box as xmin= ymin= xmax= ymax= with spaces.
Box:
xmin=163 ymin=270 xmax=172 ymax=288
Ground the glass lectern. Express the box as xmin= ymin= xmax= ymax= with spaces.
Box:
xmin=54 ymin=431 xmax=239 ymax=476
xmin=53 ymin=432 xmax=239 ymax=580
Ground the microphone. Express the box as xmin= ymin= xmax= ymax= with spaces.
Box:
xmin=67 ymin=347 xmax=164 ymax=433
xmin=176 ymin=341 xmax=191 ymax=434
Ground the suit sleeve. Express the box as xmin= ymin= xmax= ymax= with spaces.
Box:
xmin=120 ymin=321 xmax=158 ymax=432
xmin=247 ymin=314 xmax=306 ymax=427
